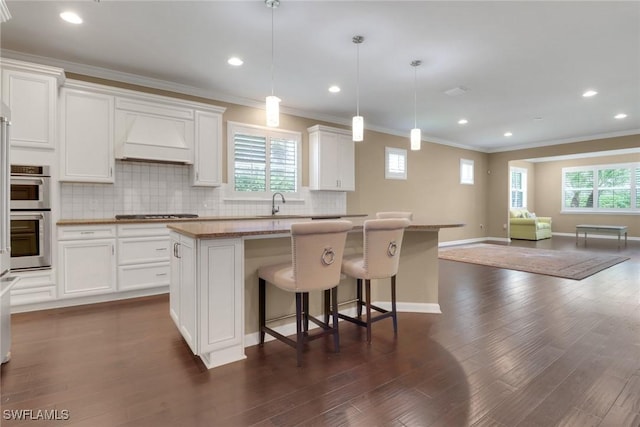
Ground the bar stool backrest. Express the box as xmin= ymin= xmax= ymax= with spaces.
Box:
xmin=363 ymin=218 xmax=411 ymax=279
xmin=291 ymin=220 xmax=353 ymax=291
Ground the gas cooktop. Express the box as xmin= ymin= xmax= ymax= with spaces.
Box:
xmin=115 ymin=214 xmax=199 ymax=220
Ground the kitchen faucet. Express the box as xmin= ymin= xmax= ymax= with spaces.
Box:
xmin=272 ymin=192 xmax=286 ymax=215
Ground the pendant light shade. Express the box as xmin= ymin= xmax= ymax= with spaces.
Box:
xmin=352 ymin=35 xmax=364 ymax=142
xmin=265 ymin=0 xmax=280 ymax=127
xmin=410 ymin=60 xmax=422 ymax=151
xmin=266 ymin=95 xmax=281 ymax=127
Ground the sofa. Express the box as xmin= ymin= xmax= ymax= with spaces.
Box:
xmin=509 ymin=208 xmax=552 ymax=240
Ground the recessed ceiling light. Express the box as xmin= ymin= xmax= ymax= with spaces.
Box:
xmin=504 ymin=132 xmax=513 ymax=137
xmin=328 ymin=85 xmax=341 ymax=93
xmin=533 ymin=117 xmax=543 ymax=121
xmin=614 ymin=113 xmax=627 ymax=119
xmin=60 ymin=11 xmax=82 ymax=24
xmin=227 ymin=57 xmax=243 ymax=66
xmin=458 ymin=119 xmax=468 ymax=125
xmin=582 ymin=90 xmax=598 ymax=97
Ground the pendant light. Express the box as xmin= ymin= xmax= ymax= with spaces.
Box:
xmin=352 ymin=35 xmax=364 ymax=142
xmin=410 ymin=60 xmax=422 ymax=151
xmin=265 ymin=0 xmax=280 ymax=127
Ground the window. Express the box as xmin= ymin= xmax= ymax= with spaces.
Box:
xmin=460 ymin=159 xmax=474 ymax=185
xmin=385 ymin=147 xmax=407 ymax=180
xmin=510 ymin=167 xmax=527 ymax=208
xmin=562 ymin=162 xmax=639 ymax=213
xmin=228 ymin=122 xmax=301 ymax=196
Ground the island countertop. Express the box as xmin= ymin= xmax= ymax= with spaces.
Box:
xmin=167 ymin=217 xmax=464 ymax=239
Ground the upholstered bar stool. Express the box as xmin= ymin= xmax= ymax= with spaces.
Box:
xmin=259 ymin=220 xmax=353 ymax=367
xmin=376 ymin=211 xmax=413 ymax=220
xmin=339 ymin=218 xmax=411 ymax=342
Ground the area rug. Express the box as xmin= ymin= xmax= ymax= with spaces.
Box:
xmin=438 ymin=243 xmax=629 ymax=280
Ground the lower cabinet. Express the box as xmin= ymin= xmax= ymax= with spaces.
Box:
xmin=117 ymin=223 xmax=170 ymax=291
xmin=58 ymin=239 xmax=116 ymax=297
xmin=170 ymin=232 xmax=245 ymax=368
xmin=10 ymin=269 xmax=57 ymax=307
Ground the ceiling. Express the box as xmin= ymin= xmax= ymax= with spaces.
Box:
xmin=1 ymin=1 xmax=639 ymax=152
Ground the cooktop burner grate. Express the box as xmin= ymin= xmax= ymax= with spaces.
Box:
xmin=115 ymin=214 xmax=199 ymax=220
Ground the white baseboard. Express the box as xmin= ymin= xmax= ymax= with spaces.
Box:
xmin=244 ymin=302 xmax=441 ymax=347
xmin=439 ymin=236 xmax=509 ymax=247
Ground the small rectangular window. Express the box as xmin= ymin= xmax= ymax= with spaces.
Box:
xmin=385 ymin=147 xmax=407 ymax=180
xmin=510 ymin=167 xmax=527 ymax=208
xmin=460 ymin=159 xmax=474 ymax=185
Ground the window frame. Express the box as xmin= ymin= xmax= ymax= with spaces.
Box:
xmin=227 ymin=121 xmax=302 ymax=199
xmin=385 ymin=147 xmax=408 ymax=180
xmin=510 ymin=167 xmax=528 ymax=209
xmin=562 ymin=162 xmax=639 ymax=214
xmin=460 ymin=158 xmax=474 ymax=185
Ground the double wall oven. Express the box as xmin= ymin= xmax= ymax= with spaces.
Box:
xmin=10 ymin=165 xmax=51 ymax=270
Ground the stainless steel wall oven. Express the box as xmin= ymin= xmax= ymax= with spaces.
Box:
xmin=10 ymin=165 xmax=51 ymax=270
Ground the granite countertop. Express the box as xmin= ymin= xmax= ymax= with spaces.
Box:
xmin=167 ymin=217 xmax=464 ymax=239
xmin=57 ymin=213 xmax=368 ymax=226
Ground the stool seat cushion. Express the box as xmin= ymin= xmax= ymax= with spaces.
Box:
xmin=341 ymin=254 xmax=367 ymax=279
xmin=258 ymin=262 xmax=296 ymax=292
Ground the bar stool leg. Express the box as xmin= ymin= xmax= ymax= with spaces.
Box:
xmin=331 ymin=286 xmax=340 ymax=352
xmin=303 ymin=292 xmax=309 ymax=333
xmin=356 ymin=278 xmax=363 ymax=318
xmin=391 ymin=275 xmax=398 ymax=335
xmin=295 ymin=292 xmax=304 ymax=367
xmin=259 ymin=278 xmax=266 ymax=346
xmin=323 ymin=289 xmax=330 ymax=325
xmin=365 ymin=279 xmax=372 ymax=343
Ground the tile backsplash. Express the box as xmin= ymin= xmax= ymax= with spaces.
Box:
xmin=60 ymin=161 xmax=346 ymax=219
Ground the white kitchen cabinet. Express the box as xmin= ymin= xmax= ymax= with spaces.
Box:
xmin=308 ymin=125 xmax=355 ymax=191
xmin=10 ymin=269 xmax=57 ymax=307
xmin=0 ymin=58 xmax=64 ymax=149
xmin=58 ymin=225 xmax=117 ymax=298
xmin=59 ymin=83 xmax=114 ymax=183
xmin=170 ymin=232 xmax=244 ymax=368
xmin=170 ymin=232 xmax=197 ymax=353
xmin=115 ymin=97 xmax=194 ymax=164
xmin=118 ymin=223 xmax=170 ymax=292
xmin=192 ymin=110 xmax=224 ymax=187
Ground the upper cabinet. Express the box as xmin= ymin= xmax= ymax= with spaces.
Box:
xmin=192 ymin=110 xmax=223 ymax=187
xmin=308 ymin=125 xmax=355 ymax=191
xmin=59 ymin=82 xmax=114 ymax=183
xmin=0 ymin=58 xmax=65 ymax=150
xmin=115 ymin=97 xmax=195 ymax=164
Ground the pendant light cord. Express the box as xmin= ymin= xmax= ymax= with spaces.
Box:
xmin=270 ymin=6 xmax=275 ymax=96
xmin=356 ymin=41 xmax=360 ymax=116
xmin=413 ymin=65 xmax=417 ymax=128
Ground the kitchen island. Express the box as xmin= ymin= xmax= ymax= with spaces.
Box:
xmin=167 ymin=217 xmax=463 ymax=369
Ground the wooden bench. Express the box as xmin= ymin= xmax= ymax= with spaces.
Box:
xmin=575 ymin=225 xmax=628 ymax=248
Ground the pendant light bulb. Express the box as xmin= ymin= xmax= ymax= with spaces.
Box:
xmin=410 ymin=60 xmax=422 ymax=151
xmin=265 ymin=0 xmax=280 ymax=127
xmin=352 ymin=35 xmax=364 ymax=142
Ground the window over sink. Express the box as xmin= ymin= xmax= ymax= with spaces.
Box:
xmin=227 ymin=122 xmax=301 ymax=197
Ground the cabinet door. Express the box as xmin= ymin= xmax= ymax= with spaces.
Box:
xmin=170 ymin=236 xmax=198 ymax=354
xmin=60 ymin=88 xmax=114 ymax=182
xmin=198 ymin=239 xmax=243 ymax=355
xmin=169 ymin=234 xmax=181 ymax=329
xmin=1 ymin=69 xmax=59 ymax=149
xmin=193 ymin=111 xmax=222 ymax=187
xmin=314 ymin=132 xmax=340 ymax=190
xmin=58 ymin=239 xmax=116 ymax=297
xmin=337 ymin=133 xmax=355 ymax=191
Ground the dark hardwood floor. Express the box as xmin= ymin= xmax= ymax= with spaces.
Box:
xmin=1 ymin=235 xmax=639 ymax=426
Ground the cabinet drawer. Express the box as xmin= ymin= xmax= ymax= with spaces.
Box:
xmin=58 ymin=225 xmax=116 ymax=240
xmin=118 ymin=262 xmax=170 ymax=291
xmin=118 ymin=236 xmax=170 ymax=265
xmin=117 ymin=223 xmax=170 ymax=238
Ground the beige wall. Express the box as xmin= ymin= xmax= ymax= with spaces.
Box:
xmin=488 ymin=134 xmax=640 ymax=238
xmin=347 ymin=131 xmax=490 ymax=242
